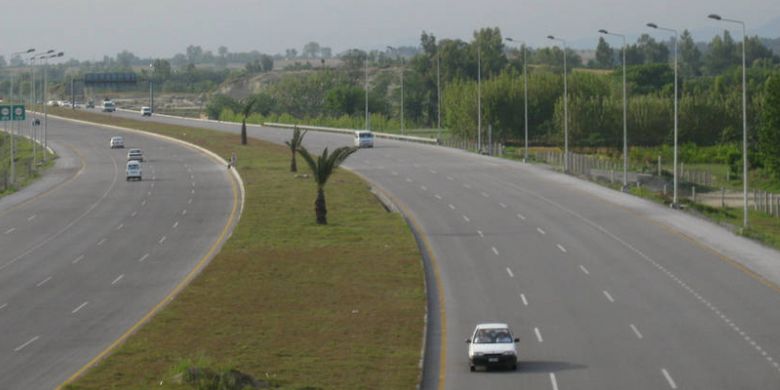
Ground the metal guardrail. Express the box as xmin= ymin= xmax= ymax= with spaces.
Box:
xmin=263 ymin=122 xmax=439 ymax=145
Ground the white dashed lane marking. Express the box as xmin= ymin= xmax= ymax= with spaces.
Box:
xmin=492 ymin=247 xmax=499 ymax=256
xmin=159 ymin=236 xmax=167 ymax=244
xmin=550 ymin=373 xmax=559 ymax=390
xmin=138 ymin=253 xmax=150 ymax=262
xmin=131 ymin=211 xmax=137 ymax=217
xmin=434 ymin=194 xmax=442 ymax=200
xmin=661 ymin=368 xmax=678 ymax=389
xmin=173 ymin=221 xmax=179 ymax=228
xmin=420 ymin=185 xmax=428 ymax=191
xmin=579 ymin=265 xmax=590 ymax=275
xmin=14 ymin=336 xmax=39 ymax=352
xmin=477 ymin=230 xmax=484 ymax=238
xmin=112 ymin=274 xmax=124 ymax=285
xmin=506 ymin=268 xmax=514 ymax=278
xmin=71 ymin=301 xmax=88 ymax=314
xmin=448 ymin=204 xmax=455 ymax=210
xmin=116 ymin=223 xmax=124 ymax=230
xmin=499 ymin=202 xmax=507 ymax=208
xmin=462 ymin=215 xmax=470 ymax=222
xmin=27 ymin=215 xmax=36 ymax=222
xmin=480 ymin=192 xmax=489 ymax=198
xmin=630 ymin=324 xmax=644 ymax=339
xmin=36 ymin=277 xmax=52 ymax=287
xmin=534 ymin=327 xmax=544 ymax=343
xmin=0 ymin=303 xmax=7 ymax=310
xmin=446 ymin=176 xmax=454 ymax=181
xmin=182 ymin=209 xmax=188 ymax=215
xmin=72 ymin=255 xmax=84 ymax=264
xmin=97 ymin=238 xmax=106 ymax=246
xmin=557 ymin=244 xmax=567 ymax=253
xmin=603 ymin=290 xmax=615 ymax=303
xmin=517 ymin=213 xmax=526 ymax=220
xmin=4 ymin=228 xmax=16 ymax=235
xmin=536 ymin=227 xmax=546 ymax=235
xmin=520 ymin=294 xmax=528 ymax=306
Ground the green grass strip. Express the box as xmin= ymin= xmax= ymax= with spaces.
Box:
xmin=53 ymin=109 xmax=425 ymax=389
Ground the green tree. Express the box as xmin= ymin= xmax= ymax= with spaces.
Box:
xmin=298 ymin=146 xmax=358 ymax=224
xmin=705 ymin=31 xmax=738 ymax=75
xmin=595 ymin=37 xmax=614 ymax=68
xmin=679 ymin=30 xmax=702 ymax=78
xmin=239 ymin=97 xmax=257 ymax=145
xmin=472 ymin=27 xmax=507 ymax=78
xmin=205 ymin=94 xmax=240 ymax=119
xmin=303 ymin=42 xmax=321 ymax=58
xmin=284 ymin=126 xmax=307 ymax=172
xmin=759 ymin=74 xmax=780 ymax=179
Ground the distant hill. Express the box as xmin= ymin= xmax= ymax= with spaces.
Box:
xmin=755 ymin=16 xmax=780 ymax=39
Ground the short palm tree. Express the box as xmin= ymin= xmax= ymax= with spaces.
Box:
xmin=284 ymin=126 xmax=308 ymax=172
xmin=298 ymin=146 xmax=358 ymax=224
xmin=240 ymin=97 xmax=257 ymax=145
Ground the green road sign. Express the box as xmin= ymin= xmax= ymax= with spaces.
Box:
xmin=12 ymin=105 xmax=25 ymax=121
xmin=0 ymin=105 xmax=25 ymax=121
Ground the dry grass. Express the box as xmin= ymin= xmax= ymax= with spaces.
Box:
xmin=53 ymin=109 xmax=425 ymax=389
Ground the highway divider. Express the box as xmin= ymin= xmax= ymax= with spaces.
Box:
xmin=263 ymin=122 xmax=439 ymax=145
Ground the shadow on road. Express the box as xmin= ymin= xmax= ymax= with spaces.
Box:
xmin=519 ymin=360 xmax=587 ymax=373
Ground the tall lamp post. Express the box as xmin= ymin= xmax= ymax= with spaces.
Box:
xmin=42 ymin=51 xmax=64 ymax=163
xmin=547 ymin=35 xmax=569 ymax=172
xmin=709 ymin=14 xmax=749 ymax=228
xmin=364 ymin=51 xmax=369 ymax=130
xmin=387 ymin=46 xmax=405 ymax=134
xmin=149 ymin=62 xmax=154 ymax=114
xmin=477 ymin=43 xmax=482 ymax=152
xmin=598 ymin=29 xmax=628 ymax=190
xmin=505 ymin=37 xmax=530 ymax=162
xmin=646 ymin=23 xmax=680 ymax=208
xmin=436 ymin=47 xmax=442 ymax=139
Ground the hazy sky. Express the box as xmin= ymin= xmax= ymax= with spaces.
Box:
xmin=1 ymin=0 xmax=778 ymax=61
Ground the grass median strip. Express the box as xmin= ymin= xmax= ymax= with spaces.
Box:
xmin=55 ymin=109 xmax=425 ymax=389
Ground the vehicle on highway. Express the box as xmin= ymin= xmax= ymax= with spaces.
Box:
xmin=126 ymin=161 xmax=142 ymax=181
xmin=86 ymin=100 xmax=95 ymax=109
xmin=465 ymin=323 xmax=519 ymax=371
xmin=110 ymin=136 xmax=125 ymax=149
xmin=127 ymin=148 xmax=143 ymax=162
xmin=141 ymin=106 xmax=152 ymax=116
xmin=354 ymin=130 xmax=374 ymax=148
xmin=102 ymin=100 xmax=116 ymax=112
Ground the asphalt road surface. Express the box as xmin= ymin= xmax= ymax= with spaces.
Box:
xmin=0 ymin=115 xmax=236 ymax=389
xmin=101 ymin=109 xmax=780 ymax=389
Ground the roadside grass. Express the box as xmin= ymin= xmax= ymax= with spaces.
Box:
xmin=51 ymin=108 xmax=425 ymax=389
xmin=0 ymin=135 xmax=55 ymax=196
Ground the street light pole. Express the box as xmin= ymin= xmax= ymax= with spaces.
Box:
xmin=149 ymin=63 xmax=154 ymax=114
xmin=709 ymin=14 xmax=749 ymax=228
xmin=437 ymin=48 xmax=442 ymax=137
xmin=548 ymin=36 xmax=568 ymax=172
xmin=477 ymin=44 xmax=482 ymax=152
xmin=599 ymin=30 xmax=628 ymax=190
xmin=42 ymin=51 xmax=64 ymax=163
xmin=365 ymin=52 xmax=369 ymax=130
xmin=647 ymin=23 xmax=679 ymax=208
xmin=387 ymin=46 xmax=405 ymax=135
xmin=506 ymin=37 xmax=530 ymax=162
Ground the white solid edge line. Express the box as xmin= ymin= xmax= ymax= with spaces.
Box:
xmin=14 ymin=336 xmax=39 ymax=352
xmin=534 ymin=327 xmax=543 ymax=343
xmin=550 ymin=373 xmax=559 ymax=390
xmin=661 ymin=368 xmax=678 ymax=389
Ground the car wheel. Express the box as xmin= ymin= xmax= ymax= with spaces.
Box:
xmin=469 ymin=365 xmax=475 ymax=372
xmin=511 ymin=363 xmax=517 ymax=370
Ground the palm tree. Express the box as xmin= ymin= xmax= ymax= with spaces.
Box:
xmin=284 ymin=126 xmax=308 ymax=172
xmin=298 ymin=146 xmax=358 ymax=224
xmin=240 ymin=97 xmax=257 ymax=145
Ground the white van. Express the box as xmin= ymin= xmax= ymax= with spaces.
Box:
xmin=354 ymin=130 xmax=374 ymax=148
xmin=126 ymin=161 xmax=142 ymax=181
xmin=102 ymin=100 xmax=116 ymax=112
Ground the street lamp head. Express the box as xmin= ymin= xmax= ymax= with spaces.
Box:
xmin=46 ymin=49 xmax=54 ymax=54
xmin=57 ymin=52 xmax=64 ymax=57
xmin=27 ymin=48 xmax=36 ymax=53
xmin=598 ymin=29 xmax=609 ymax=34
xmin=708 ymin=14 xmax=722 ymax=20
xmin=547 ymin=35 xmax=555 ymax=40
xmin=647 ymin=23 xmax=658 ymax=29
xmin=505 ymin=37 xmax=514 ymax=42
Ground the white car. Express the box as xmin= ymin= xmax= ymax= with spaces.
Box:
xmin=102 ymin=100 xmax=116 ymax=112
xmin=354 ymin=130 xmax=374 ymax=148
xmin=126 ymin=161 xmax=142 ymax=181
xmin=127 ymin=148 xmax=143 ymax=162
xmin=110 ymin=136 xmax=125 ymax=149
xmin=466 ymin=323 xmax=519 ymax=371
xmin=141 ymin=106 xmax=152 ymax=116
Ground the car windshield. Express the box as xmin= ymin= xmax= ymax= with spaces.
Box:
xmin=360 ymin=133 xmax=372 ymax=138
xmin=473 ymin=328 xmax=513 ymax=344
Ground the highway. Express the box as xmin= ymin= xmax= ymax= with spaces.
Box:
xmin=0 ymin=115 xmax=237 ymax=389
xmin=98 ymin=109 xmax=780 ymax=389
